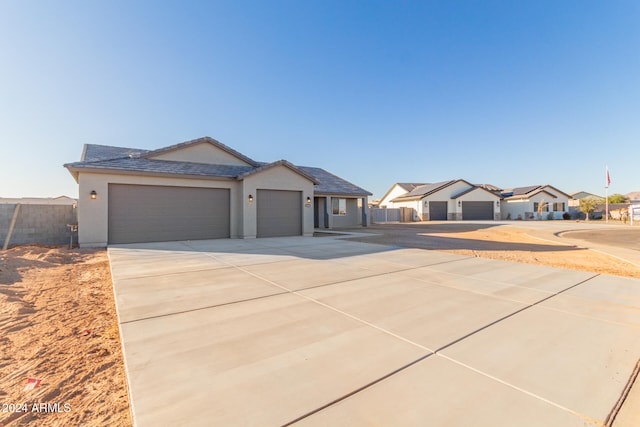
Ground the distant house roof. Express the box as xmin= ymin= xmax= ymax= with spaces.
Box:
xmin=570 ymin=191 xmax=603 ymax=200
xmin=391 ymin=180 xmax=468 ymax=202
xmin=501 ymin=185 xmax=571 ymax=201
xmin=397 ymin=183 xmax=428 ymax=192
xmin=66 ymin=138 xmax=370 ymax=197
xmin=475 ymin=183 xmax=503 ymax=193
xmin=378 ymin=182 xmax=428 ymax=204
xmin=626 ymin=191 xmax=640 ymax=201
xmin=451 ymin=186 xmax=501 ymax=199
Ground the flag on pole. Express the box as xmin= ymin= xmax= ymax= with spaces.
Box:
xmin=606 ymin=166 xmax=611 ymax=187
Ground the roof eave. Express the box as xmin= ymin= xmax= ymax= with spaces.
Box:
xmin=63 ymin=165 xmax=237 ymax=181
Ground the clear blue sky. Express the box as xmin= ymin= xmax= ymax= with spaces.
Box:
xmin=1 ymin=1 xmax=638 ymax=200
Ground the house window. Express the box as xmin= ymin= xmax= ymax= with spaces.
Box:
xmin=332 ymin=198 xmax=346 ymax=215
xmin=553 ymin=202 xmax=565 ymax=212
xmin=533 ymin=202 xmax=548 ymax=212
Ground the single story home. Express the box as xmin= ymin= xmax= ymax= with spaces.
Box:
xmin=388 ymin=179 xmax=502 ymax=221
xmin=501 ymin=185 xmax=571 ymax=220
xmin=378 ymin=183 xmax=428 ymax=208
xmin=64 ymin=137 xmax=370 ymax=247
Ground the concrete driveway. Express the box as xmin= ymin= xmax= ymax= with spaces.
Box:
xmin=109 ymin=235 xmax=640 ymax=426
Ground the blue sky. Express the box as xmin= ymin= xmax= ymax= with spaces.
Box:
xmin=1 ymin=1 xmax=638 ymax=199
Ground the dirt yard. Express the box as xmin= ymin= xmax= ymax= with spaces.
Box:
xmin=1 ymin=224 xmax=639 ymax=426
xmin=346 ymin=223 xmax=640 ymax=279
xmin=0 ymin=246 xmax=131 ymax=427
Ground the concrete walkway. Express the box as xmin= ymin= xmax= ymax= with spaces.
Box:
xmin=109 ymin=236 xmax=640 ymax=426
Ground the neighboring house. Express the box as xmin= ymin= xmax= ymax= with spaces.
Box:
xmin=626 ymin=191 xmax=640 ymax=204
xmin=389 ymin=179 xmax=501 ymax=221
xmin=64 ymin=137 xmax=370 ymax=247
xmin=378 ymin=183 xmax=428 ymax=208
xmin=568 ymin=191 xmax=603 ymax=219
xmin=501 ymin=185 xmax=571 ymax=220
xmin=568 ymin=191 xmax=603 ymax=208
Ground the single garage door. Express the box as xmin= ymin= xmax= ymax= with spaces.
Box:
xmin=257 ymin=190 xmax=302 ymax=237
xmin=108 ymin=184 xmax=230 ymax=244
xmin=462 ymin=201 xmax=494 ymax=220
xmin=429 ymin=201 xmax=448 ymax=220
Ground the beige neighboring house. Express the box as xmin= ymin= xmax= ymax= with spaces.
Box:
xmin=387 ymin=179 xmax=501 ymax=221
xmin=64 ymin=136 xmax=370 ymax=247
xmin=501 ymin=185 xmax=571 ymax=220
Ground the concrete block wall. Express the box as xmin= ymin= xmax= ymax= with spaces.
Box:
xmin=0 ymin=204 xmax=77 ymax=246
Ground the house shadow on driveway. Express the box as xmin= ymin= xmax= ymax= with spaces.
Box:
xmin=340 ymin=223 xmax=587 ymax=253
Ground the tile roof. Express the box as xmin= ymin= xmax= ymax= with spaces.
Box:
xmin=501 ymin=185 xmax=571 ymax=201
xmin=82 ymin=144 xmax=150 ymax=162
xmin=397 ymin=183 xmax=428 ymax=192
xmin=66 ymin=157 xmax=253 ymax=178
xmin=66 ymin=142 xmax=371 ymax=197
xmin=298 ymin=166 xmax=372 ymax=196
xmin=391 ymin=180 xmax=458 ymax=201
xmin=451 ymin=186 xmax=501 ymax=199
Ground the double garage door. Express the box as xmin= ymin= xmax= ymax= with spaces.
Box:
xmin=108 ymin=184 xmax=231 ymax=244
xmin=108 ymin=184 xmax=302 ymax=244
xmin=462 ymin=201 xmax=494 ymax=220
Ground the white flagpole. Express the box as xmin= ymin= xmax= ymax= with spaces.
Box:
xmin=605 ymin=165 xmax=609 ymax=224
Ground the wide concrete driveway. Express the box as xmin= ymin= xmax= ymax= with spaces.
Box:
xmin=109 ymin=235 xmax=640 ymax=426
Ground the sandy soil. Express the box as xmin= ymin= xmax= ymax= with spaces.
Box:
xmin=0 ymin=246 xmax=131 ymax=427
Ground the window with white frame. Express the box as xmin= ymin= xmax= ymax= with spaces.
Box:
xmin=332 ymin=198 xmax=346 ymax=215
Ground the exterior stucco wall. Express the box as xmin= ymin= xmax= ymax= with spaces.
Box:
xmin=501 ymin=189 xmax=570 ymax=220
xmin=391 ymin=199 xmax=423 ymax=220
xmin=149 ymin=143 xmax=252 ymax=166
xmin=241 ymin=166 xmax=315 ymax=238
xmin=380 ymin=185 xmax=410 ymax=208
xmin=77 ymin=172 xmax=240 ymax=247
xmin=423 ymin=181 xmax=472 ymax=221
xmin=331 ymin=197 xmax=359 ymax=227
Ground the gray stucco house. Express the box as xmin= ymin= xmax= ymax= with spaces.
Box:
xmin=65 ymin=136 xmax=370 ymax=247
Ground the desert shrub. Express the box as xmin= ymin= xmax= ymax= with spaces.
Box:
xmin=563 ymin=212 xmax=571 ymax=220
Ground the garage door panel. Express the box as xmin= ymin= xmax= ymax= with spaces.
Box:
xmin=257 ymin=190 xmax=302 ymax=238
xmin=429 ymin=202 xmax=448 ymax=221
xmin=108 ymin=184 xmax=230 ymax=244
xmin=462 ymin=201 xmax=494 ymax=220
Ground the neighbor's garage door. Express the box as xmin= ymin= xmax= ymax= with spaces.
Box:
xmin=108 ymin=184 xmax=230 ymax=244
xmin=462 ymin=201 xmax=494 ymax=220
xmin=429 ymin=201 xmax=448 ymax=220
xmin=257 ymin=190 xmax=302 ymax=237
